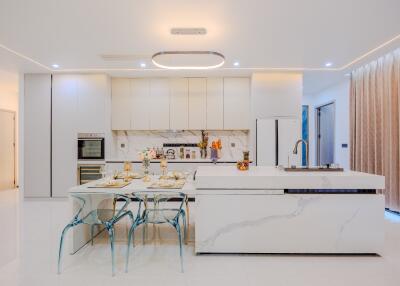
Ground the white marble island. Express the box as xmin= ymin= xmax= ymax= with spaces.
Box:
xmin=194 ymin=166 xmax=385 ymax=255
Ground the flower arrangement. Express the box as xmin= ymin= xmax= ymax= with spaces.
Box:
xmin=198 ymin=130 xmax=209 ymax=158
xmin=138 ymin=148 xmax=156 ymax=161
xmin=138 ymin=148 xmax=156 ymax=181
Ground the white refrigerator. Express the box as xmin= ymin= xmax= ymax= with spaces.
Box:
xmin=256 ymin=118 xmax=301 ymax=166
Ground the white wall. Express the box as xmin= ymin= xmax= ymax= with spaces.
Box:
xmin=302 ymin=79 xmax=350 ymax=169
xmin=250 ymin=73 xmax=303 ymax=161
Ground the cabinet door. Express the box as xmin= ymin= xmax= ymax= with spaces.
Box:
xmin=24 ymin=74 xmax=52 ymax=197
xmin=111 ymin=78 xmax=131 ymax=130
xmin=169 ymin=78 xmax=188 ymax=130
xmin=149 ymin=79 xmax=170 ymax=130
xmin=131 ymin=79 xmax=150 ymax=130
xmin=76 ymin=74 xmax=108 ymax=133
xmin=256 ymin=118 xmax=276 ymax=166
xmin=188 ymin=78 xmax=207 ymax=129
xmin=206 ymin=78 xmax=224 ymax=130
xmin=52 ymin=75 xmax=78 ymax=197
xmin=278 ymin=118 xmax=301 ymax=166
xmin=223 ymin=78 xmax=250 ymax=129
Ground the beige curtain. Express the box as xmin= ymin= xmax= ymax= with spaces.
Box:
xmin=350 ymin=48 xmax=400 ymax=211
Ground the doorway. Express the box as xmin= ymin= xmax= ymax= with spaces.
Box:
xmin=0 ymin=109 xmax=15 ymax=190
xmin=316 ymin=102 xmax=335 ymax=166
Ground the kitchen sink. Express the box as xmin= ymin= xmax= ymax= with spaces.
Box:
xmin=282 ymin=166 xmax=344 ymax=172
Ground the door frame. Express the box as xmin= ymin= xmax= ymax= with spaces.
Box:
xmin=315 ymin=101 xmax=335 ymax=166
xmin=0 ymin=108 xmax=16 ymax=189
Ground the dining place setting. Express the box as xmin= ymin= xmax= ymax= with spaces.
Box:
xmin=60 ymin=152 xmax=193 ymax=276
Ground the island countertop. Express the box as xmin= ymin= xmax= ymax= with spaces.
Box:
xmin=195 ymin=166 xmax=385 ymax=190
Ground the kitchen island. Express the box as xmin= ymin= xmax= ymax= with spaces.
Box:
xmin=68 ymin=165 xmax=385 ymax=255
xmin=194 ymin=166 xmax=385 ymax=255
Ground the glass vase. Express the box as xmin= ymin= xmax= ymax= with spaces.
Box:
xmin=142 ymin=158 xmax=151 ymax=182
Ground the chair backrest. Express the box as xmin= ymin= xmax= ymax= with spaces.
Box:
xmin=70 ymin=192 xmax=130 ymax=224
xmin=132 ymin=191 xmax=186 ymax=223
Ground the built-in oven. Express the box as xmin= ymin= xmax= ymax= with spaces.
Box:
xmin=77 ymin=133 xmax=105 ymax=160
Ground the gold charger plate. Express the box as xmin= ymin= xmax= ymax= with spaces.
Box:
xmin=147 ymin=179 xmax=186 ymax=190
xmin=89 ymin=181 xmax=131 ymax=188
xmin=116 ymin=172 xmax=144 ymax=180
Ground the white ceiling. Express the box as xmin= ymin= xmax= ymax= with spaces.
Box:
xmin=0 ymin=0 xmax=400 ymax=94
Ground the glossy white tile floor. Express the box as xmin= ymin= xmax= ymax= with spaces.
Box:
xmin=1 ymin=189 xmax=400 ymax=286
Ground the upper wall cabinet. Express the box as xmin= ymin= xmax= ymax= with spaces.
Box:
xmin=131 ymin=79 xmax=151 ymax=130
xmin=223 ymin=78 xmax=250 ymax=130
xmin=111 ymin=78 xmax=131 ymax=130
xmin=188 ymin=78 xmax=207 ymax=130
xmin=149 ymin=79 xmax=170 ymax=130
xmin=206 ymin=78 xmax=224 ymax=130
xmin=76 ymin=74 xmax=108 ymax=133
xmin=111 ymin=77 xmax=250 ymax=130
xmin=169 ymin=78 xmax=189 ymax=130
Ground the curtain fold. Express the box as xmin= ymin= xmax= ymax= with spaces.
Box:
xmin=350 ymin=48 xmax=400 ymax=211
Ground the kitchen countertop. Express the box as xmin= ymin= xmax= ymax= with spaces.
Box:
xmin=106 ymin=159 xmax=242 ymax=163
xmin=195 ymin=166 xmax=385 ymax=190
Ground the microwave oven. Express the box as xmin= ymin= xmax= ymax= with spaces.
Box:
xmin=77 ymin=133 xmax=105 ymax=160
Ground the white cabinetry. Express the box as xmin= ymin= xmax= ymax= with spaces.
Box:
xmin=111 ymin=78 xmax=131 ymax=130
xmin=111 ymin=77 xmax=250 ymax=131
xmin=24 ymin=74 xmax=52 ymax=197
xmin=223 ymin=78 xmax=250 ymax=129
xmin=169 ymin=78 xmax=188 ymax=130
xmin=77 ymin=75 xmax=108 ymax=133
xmin=188 ymin=78 xmax=207 ymax=129
xmin=206 ymin=78 xmax=224 ymax=130
xmin=52 ymin=74 xmax=109 ymax=197
xmin=150 ymin=79 xmax=170 ymax=130
xmin=131 ymin=79 xmax=150 ymax=130
xmin=52 ymin=75 xmax=79 ymax=197
xmin=256 ymin=118 xmax=301 ymax=166
xmin=277 ymin=118 xmax=301 ymax=166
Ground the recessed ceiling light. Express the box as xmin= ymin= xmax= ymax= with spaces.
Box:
xmin=325 ymin=62 xmax=333 ymax=67
xmin=152 ymin=51 xmax=225 ymax=70
xmin=344 ymin=73 xmax=351 ymax=77
xmin=233 ymin=61 xmax=240 ymax=67
xmin=140 ymin=62 xmax=146 ymax=68
xmin=170 ymin=28 xmax=207 ymax=35
xmin=52 ymin=64 xmax=59 ymax=68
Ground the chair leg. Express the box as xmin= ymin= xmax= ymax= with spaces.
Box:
xmin=181 ymin=212 xmax=187 ymax=244
xmin=175 ymin=223 xmax=184 ymax=273
xmin=91 ymin=224 xmax=95 ymax=246
xmin=57 ymin=223 xmax=74 ymax=274
xmin=108 ymin=227 xmax=116 ymax=276
xmin=142 ymin=222 xmax=147 ymax=245
xmin=126 ymin=225 xmax=136 ymax=273
xmin=185 ymin=199 xmax=190 ymax=243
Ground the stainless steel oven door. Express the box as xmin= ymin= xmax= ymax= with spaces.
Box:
xmin=77 ymin=138 xmax=105 ymax=160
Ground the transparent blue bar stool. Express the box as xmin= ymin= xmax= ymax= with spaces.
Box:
xmin=126 ymin=191 xmax=187 ymax=273
xmin=58 ymin=192 xmax=134 ymax=276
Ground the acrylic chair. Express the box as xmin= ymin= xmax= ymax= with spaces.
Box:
xmin=58 ymin=192 xmax=134 ymax=276
xmin=125 ymin=191 xmax=187 ymax=273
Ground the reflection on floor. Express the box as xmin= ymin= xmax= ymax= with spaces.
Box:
xmin=1 ymin=189 xmax=400 ymax=286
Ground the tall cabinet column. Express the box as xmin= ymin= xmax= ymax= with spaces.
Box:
xmin=24 ymin=74 xmax=52 ymax=197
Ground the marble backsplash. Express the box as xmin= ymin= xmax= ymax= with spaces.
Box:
xmin=111 ymin=130 xmax=249 ymax=161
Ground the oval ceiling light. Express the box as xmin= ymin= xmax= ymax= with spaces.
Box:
xmin=152 ymin=51 xmax=225 ymax=70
